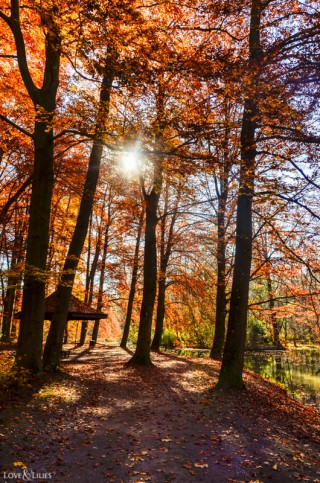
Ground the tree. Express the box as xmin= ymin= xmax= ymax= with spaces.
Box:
xmin=0 ymin=0 xmax=62 ymax=372
xmin=126 ymin=90 xmax=165 ymax=366
xmin=151 ymin=180 xmax=181 ymax=350
xmin=120 ymin=204 xmax=144 ymax=348
xmin=43 ymin=63 xmax=114 ymax=369
xmin=217 ymin=0 xmax=263 ymax=389
xmin=1 ymin=209 xmax=26 ymax=341
xmin=209 ymin=100 xmax=236 ymax=360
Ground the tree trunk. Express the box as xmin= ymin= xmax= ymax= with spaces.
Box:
xmin=151 ymin=277 xmax=166 ymax=350
xmin=217 ymin=0 xmax=262 ymax=389
xmin=126 ymin=81 xmax=165 ymax=366
xmin=210 ymin=105 xmax=231 ymax=360
xmin=79 ymin=215 xmax=93 ymax=345
xmin=79 ymin=222 xmax=102 ymax=345
xmin=43 ymin=66 xmax=114 ymax=370
xmin=16 ymin=120 xmax=56 ymax=372
xmin=79 ymin=322 xmax=88 ymax=346
xmin=120 ymin=207 xmax=144 ymax=347
xmin=151 ymin=182 xmax=180 ymax=351
xmin=210 ymin=278 xmax=227 ymax=359
xmin=1 ymin=278 xmax=16 ymax=342
xmin=92 ymin=196 xmax=112 ymax=344
xmin=1 ymin=221 xmax=24 ymax=341
xmin=87 ymin=224 xmax=102 ymax=304
xmin=127 ymin=191 xmax=159 ymax=365
xmin=5 ymin=2 xmax=62 ymax=372
xmin=210 ymin=182 xmax=228 ymax=359
xmin=92 ymin=320 xmax=99 ymax=343
xmin=266 ymin=276 xmax=283 ymax=348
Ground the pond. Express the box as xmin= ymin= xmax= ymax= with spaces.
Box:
xmin=172 ymin=347 xmax=320 ymax=409
xmin=244 ymin=348 xmax=320 ymax=409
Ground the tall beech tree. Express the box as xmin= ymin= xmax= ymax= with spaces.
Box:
xmin=0 ymin=1 xmax=61 ymax=371
xmin=1 ymin=210 xmax=26 ymax=341
xmin=127 ymin=83 xmax=166 ymax=366
xmin=210 ymin=101 xmax=235 ymax=360
xmin=92 ymin=200 xmax=112 ymax=343
xmin=43 ymin=63 xmax=114 ymax=370
xmin=217 ymin=0 xmax=263 ymax=389
xmin=151 ymin=181 xmax=181 ymax=350
xmin=79 ymin=194 xmax=107 ymax=346
xmin=120 ymin=205 xmax=144 ymax=348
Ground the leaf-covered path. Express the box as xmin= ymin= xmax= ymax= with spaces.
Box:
xmin=0 ymin=345 xmax=319 ymax=482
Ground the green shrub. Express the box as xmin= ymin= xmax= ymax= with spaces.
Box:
xmin=0 ymin=354 xmax=32 ymax=390
xmin=247 ymin=315 xmax=271 ymax=348
xmin=161 ymin=328 xmax=181 ymax=348
xmin=128 ymin=324 xmax=139 ymax=345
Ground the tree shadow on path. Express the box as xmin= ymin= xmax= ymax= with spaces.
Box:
xmin=0 ymin=346 xmax=319 ymax=482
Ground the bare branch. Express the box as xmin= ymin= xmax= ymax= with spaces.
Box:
xmin=0 ymin=113 xmax=33 ymax=138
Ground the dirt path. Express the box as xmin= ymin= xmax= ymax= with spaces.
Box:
xmin=0 ymin=345 xmax=319 ymax=482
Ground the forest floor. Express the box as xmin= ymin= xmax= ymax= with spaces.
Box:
xmin=0 ymin=344 xmax=319 ymax=483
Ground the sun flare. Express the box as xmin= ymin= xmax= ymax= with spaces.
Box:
xmin=122 ymin=151 xmax=139 ymax=173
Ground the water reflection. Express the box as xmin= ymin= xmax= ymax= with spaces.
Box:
xmin=172 ymin=347 xmax=320 ymax=409
xmin=244 ymin=348 xmax=320 ymax=408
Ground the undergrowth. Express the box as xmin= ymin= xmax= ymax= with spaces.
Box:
xmin=0 ymin=352 xmax=33 ymax=391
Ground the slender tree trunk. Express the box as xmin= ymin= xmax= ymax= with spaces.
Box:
xmin=43 ymin=66 xmax=114 ymax=370
xmin=79 ymin=322 xmax=88 ymax=346
xmin=1 ymin=278 xmax=16 ymax=341
xmin=127 ymin=82 xmax=165 ymax=366
xmin=85 ymin=213 xmax=93 ymax=304
xmin=120 ymin=207 xmax=144 ymax=347
xmin=87 ymin=219 xmax=103 ymax=303
xmin=1 ymin=223 xmax=24 ymax=341
xmin=210 ymin=266 xmax=227 ymax=359
xmin=210 ymin=106 xmax=231 ymax=360
xmin=151 ymin=277 xmax=166 ymax=350
xmin=92 ymin=195 xmax=112 ymax=343
xmin=79 ymin=215 xmax=93 ymax=345
xmin=266 ymin=276 xmax=283 ymax=347
xmin=151 ymin=183 xmax=180 ymax=350
xmin=79 ymin=222 xmax=102 ymax=345
xmin=210 ymin=182 xmax=228 ymax=359
xmin=217 ymin=0 xmax=262 ymax=389
xmin=91 ymin=320 xmax=99 ymax=343
xmin=127 ymin=191 xmax=159 ymax=365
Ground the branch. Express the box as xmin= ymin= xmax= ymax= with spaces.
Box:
xmin=260 ymin=133 xmax=320 ymax=144
xmin=0 ymin=174 xmax=32 ymax=220
xmin=249 ymin=292 xmax=320 ymax=308
xmin=1 ymin=1 xmax=39 ymax=103
xmin=176 ymin=25 xmax=244 ymax=42
xmin=139 ymin=175 xmax=147 ymax=199
xmin=268 ymin=219 xmax=320 ymax=284
xmin=277 ymin=193 xmax=320 ymax=221
xmin=54 ymin=129 xmax=214 ymax=163
xmin=0 ymin=113 xmax=33 ymax=138
xmin=288 ymin=159 xmax=320 ymax=191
